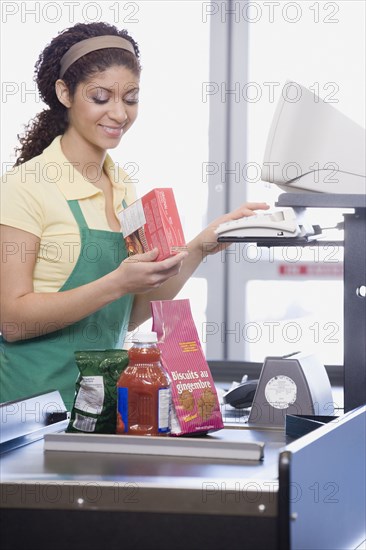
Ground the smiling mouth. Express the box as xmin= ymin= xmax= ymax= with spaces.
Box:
xmin=99 ymin=125 xmax=126 ymax=136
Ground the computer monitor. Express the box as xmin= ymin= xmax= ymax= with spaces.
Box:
xmin=261 ymin=81 xmax=366 ymax=194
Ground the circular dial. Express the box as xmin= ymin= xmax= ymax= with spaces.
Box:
xmin=265 ymin=375 xmax=297 ymax=409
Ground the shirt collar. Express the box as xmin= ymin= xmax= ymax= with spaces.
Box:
xmin=42 ymin=136 xmax=128 ymax=204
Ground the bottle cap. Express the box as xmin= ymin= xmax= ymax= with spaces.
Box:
xmin=131 ymin=331 xmax=158 ymax=343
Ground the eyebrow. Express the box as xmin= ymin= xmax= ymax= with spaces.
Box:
xmin=90 ymin=85 xmax=140 ymax=93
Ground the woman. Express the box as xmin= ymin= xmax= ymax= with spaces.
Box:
xmin=0 ymin=22 xmax=268 ymax=409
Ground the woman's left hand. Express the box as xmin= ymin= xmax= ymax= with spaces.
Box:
xmin=129 ymin=202 xmax=269 ymax=327
xmin=193 ymin=202 xmax=270 ymax=257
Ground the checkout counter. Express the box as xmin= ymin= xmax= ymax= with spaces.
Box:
xmin=0 ymin=381 xmax=365 ymax=550
xmin=1 ymin=191 xmax=366 ymax=550
xmin=1 ymin=192 xmax=366 ymax=549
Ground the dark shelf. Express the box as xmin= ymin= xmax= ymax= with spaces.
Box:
xmin=217 ymin=236 xmax=343 ymax=247
xmin=276 ymin=192 xmax=366 ymax=209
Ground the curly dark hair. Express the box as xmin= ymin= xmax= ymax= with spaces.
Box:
xmin=14 ymin=22 xmax=141 ymax=166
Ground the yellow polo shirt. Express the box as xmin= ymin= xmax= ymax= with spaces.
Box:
xmin=0 ymin=136 xmax=136 ymax=293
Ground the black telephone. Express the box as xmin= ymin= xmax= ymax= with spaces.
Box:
xmin=223 ymin=380 xmax=259 ymax=409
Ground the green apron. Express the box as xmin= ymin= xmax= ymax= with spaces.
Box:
xmin=0 ymin=199 xmax=133 ymax=410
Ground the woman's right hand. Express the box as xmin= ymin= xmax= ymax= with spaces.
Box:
xmin=112 ymin=248 xmax=189 ymax=295
xmin=0 ymin=227 xmax=188 ymax=342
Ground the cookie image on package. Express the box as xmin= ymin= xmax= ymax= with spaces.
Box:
xmin=197 ymin=388 xmax=216 ymax=421
xmin=179 ymin=390 xmax=195 ymax=411
xmin=125 ymin=230 xmax=145 ymax=256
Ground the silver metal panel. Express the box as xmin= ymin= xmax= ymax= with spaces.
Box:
xmin=0 ymin=427 xmax=284 ymax=517
xmin=287 ymin=406 xmax=366 ymax=549
xmin=43 ymin=431 xmax=264 ymax=461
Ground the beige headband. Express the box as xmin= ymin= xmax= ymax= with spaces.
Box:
xmin=59 ymin=35 xmax=136 ymax=78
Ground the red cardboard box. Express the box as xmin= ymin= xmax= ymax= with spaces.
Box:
xmin=119 ymin=188 xmax=187 ymax=261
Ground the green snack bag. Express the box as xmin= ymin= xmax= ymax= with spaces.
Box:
xmin=67 ymin=349 xmax=129 ymax=434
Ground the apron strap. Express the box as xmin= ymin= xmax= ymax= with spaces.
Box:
xmin=67 ymin=200 xmax=88 ymax=229
xmin=68 ymin=198 xmax=128 ymax=230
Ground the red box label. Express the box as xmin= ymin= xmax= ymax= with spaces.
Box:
xmin=119 ymin=188 xmax=187 ymax=261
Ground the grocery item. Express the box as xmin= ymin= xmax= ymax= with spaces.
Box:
xmin=116 ymin=332 xmax=171 ymax=436
xmin=118 ymin=188 xmax=187 ymax=261
xmin=67 ymin=349 xmax=129 ymax=434
xmin=151 ymin=299 xmax=224 ymax=435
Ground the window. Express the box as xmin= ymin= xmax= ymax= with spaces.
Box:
xmin=225 ymin=0 xmax=365 ymax=364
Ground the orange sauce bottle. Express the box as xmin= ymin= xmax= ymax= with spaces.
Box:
xmin=116 ymin=332 xmax=171 ymax=436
